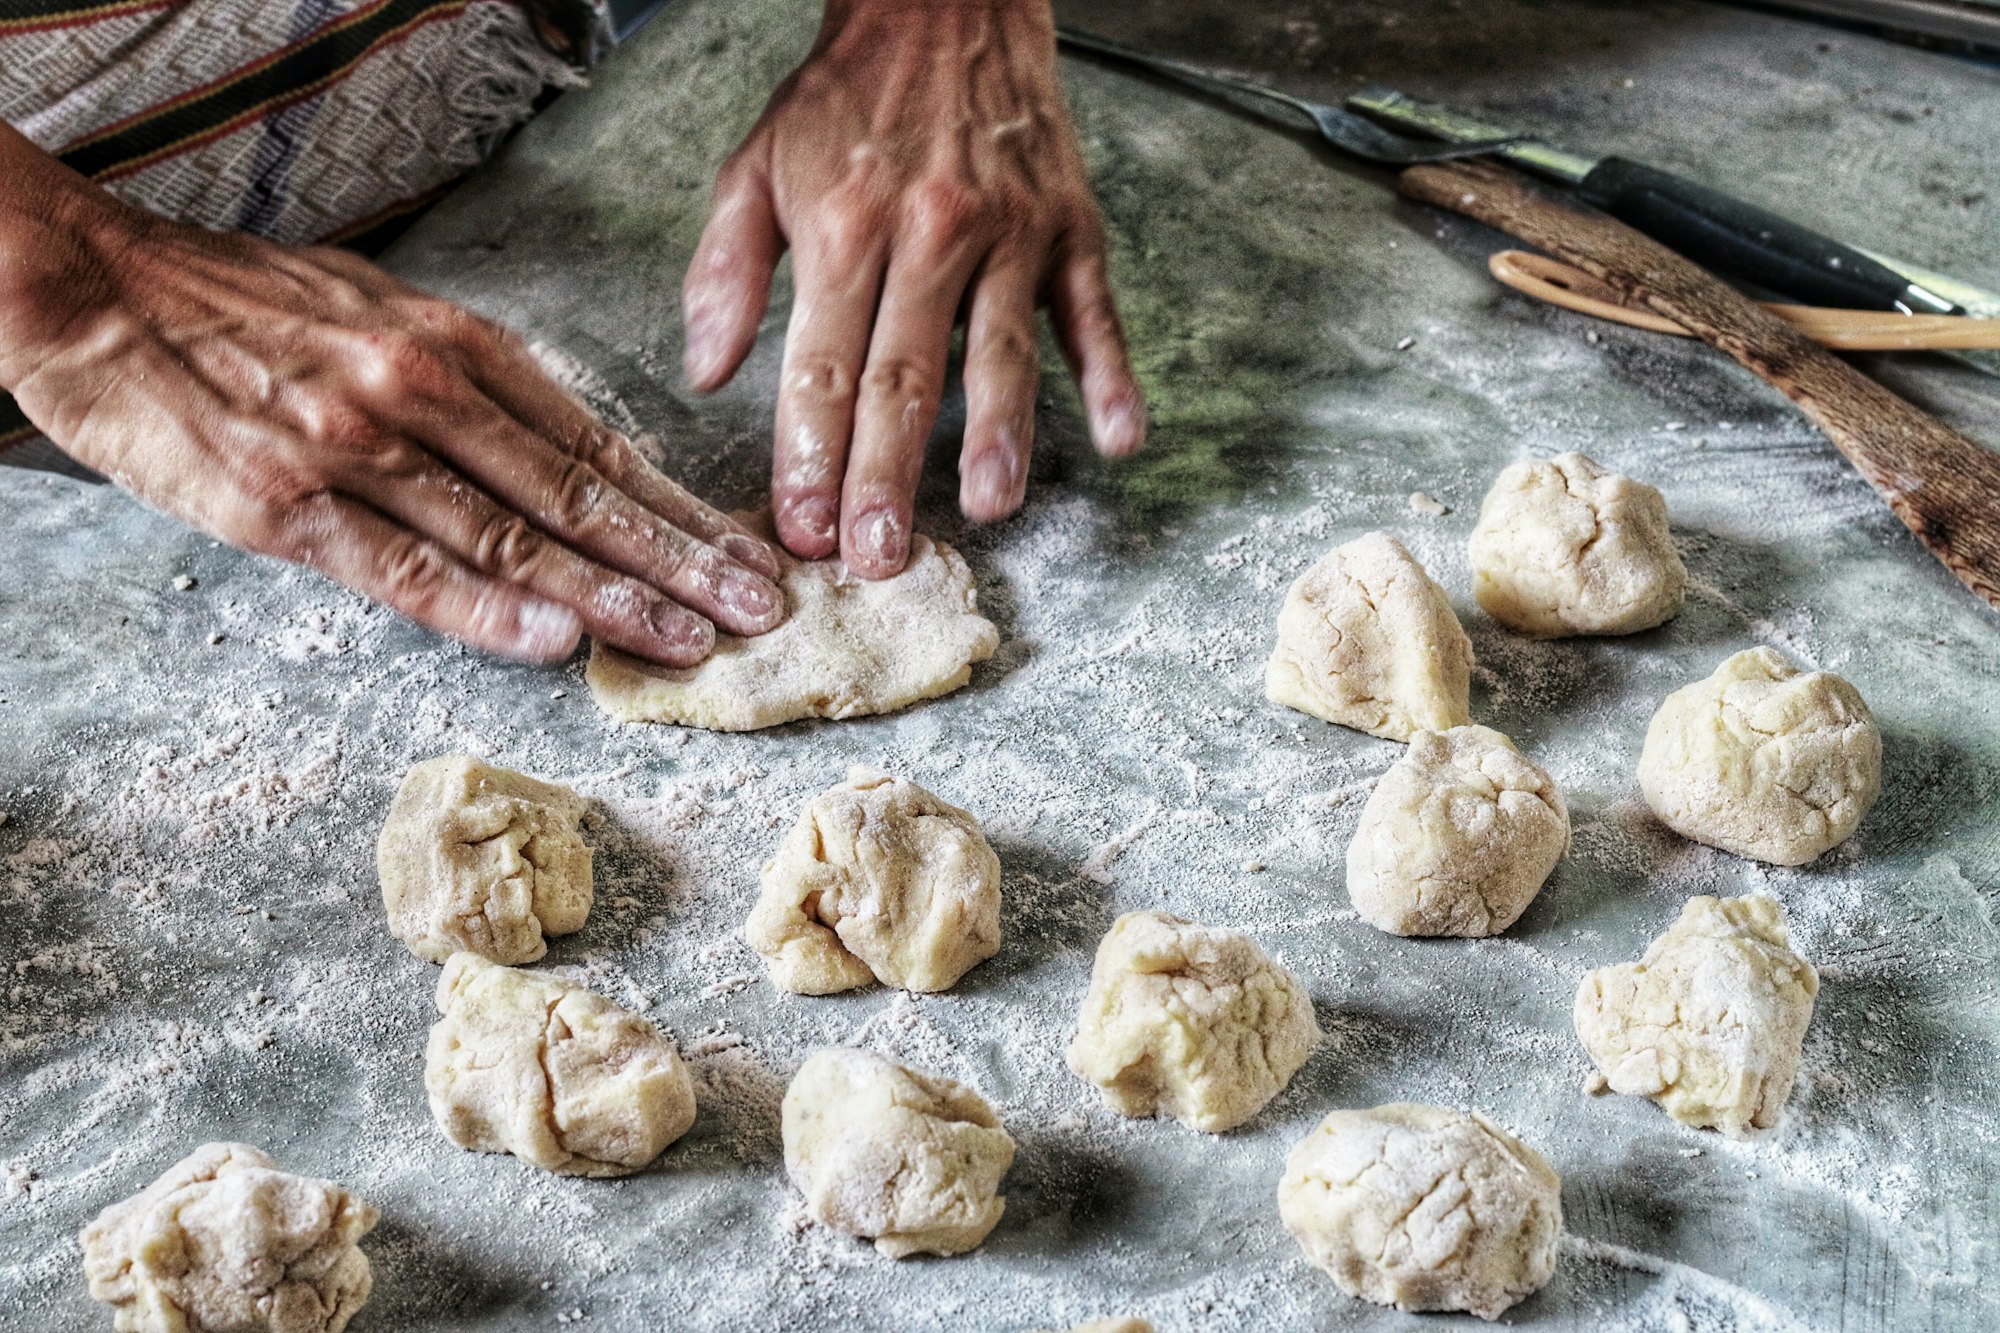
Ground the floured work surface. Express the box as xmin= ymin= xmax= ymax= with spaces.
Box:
xmin=3 ymin=1 xmax=1998 ymax=1330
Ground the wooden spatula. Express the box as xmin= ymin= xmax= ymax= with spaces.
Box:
xmin=1399 ymin=158 xmax=2000 ymax=614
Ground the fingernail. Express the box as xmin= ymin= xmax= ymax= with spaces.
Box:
xmin=648 ymin=600 xmax=715 ymax=658
xmin=964 ymin=450 xmax=1021 ymax=520
xmin=720 ymin=567 xmax=784 ymax=626
xmin=853 ymin=507 xmax=908 ymax=570
xmin=789 ymin=494 xmax=838 ymax=546
xmin=720 ymin=531 xmax=782 ymax=579
xmin=683 ymin=307 xmax=723 ymax=386
xmin=515 ymin=600 xmax=582 ymax=660
xmin=1091 ymin=396 xmax=1146 ymax=457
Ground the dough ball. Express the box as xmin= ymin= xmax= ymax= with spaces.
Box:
xmin=1469 ymin=451 xmax=1686 ymax=637
xmin=1066 ymin=910 xmax=1319 ymax=1132
xmin=1278 ymin=1104 xmax=1562 ymax=1321
xmin=1638 ymin=647 xmax=1881 ymax=865
xmin=781 ymin=1047 xmax=1015 ymax=1258
xmin=1574 ymin=894 xmax=1818 ymax=1136
xmin=378 ymin=755 xmax=592 ymax=964
xmin=1033 ymin=1322 xmax=1154 ymax=1333
xmin=80 ymin=1142 xmax=377 ymax=1333
xmin=425 ymin=952 xmax=696 ymax=1176
xmin=1265 ymin=531 xmax=1473 ymax=742
xmin=1347 ymin=725 xmax=1569 ymax=938
xmin=586 ymin=525 xmax=998 ymax=731
xmin=748 ymin=766 xmax=1001 ymax=994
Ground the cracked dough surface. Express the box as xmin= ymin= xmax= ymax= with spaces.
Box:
xmin=1638 ymin=647 xmax=1881 ymax=865
xmin=584 ymin=529 xmax=998 ymax=731
xmin=1065 ymin=910 xmax=1319 ymax=1133
xmin=377 ymin=755 xmax=591 ymax=964
xmin=781 ymin=1047 xmax=1015 ymax=1259
xmin=1469 ymin=451 xmax=1686 ymax=637
xmin=424 ymin=952 xmax=696 ymax=1176
xmin=1574 ymin=894 xmax=1818 ymax=1137
xmin=1278 ymin=1103 xmax=1562 ymax=1322
xmin=747 ymin=766 xmax=1000 ymax=994
xmin=1347 ymin=725 xmax=1569 ymax=938
xmin=80 ymin=1141 xmax=378 ymax=1333
xmin=1265 ymin=531 xmax=1472 ymax=742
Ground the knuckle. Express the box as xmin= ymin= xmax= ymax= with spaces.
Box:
xmin=904 ymin=179 xmax=981 ymax=256
xmin=551 ymin=458 xmax=612 ymax=532
xmin=981 ymin=323 xmax=1039 ymax=372
xmin=785 ymin=353 xmax=860 ymax=407
xmin=471 ymin=511 xmax=547 ymax=581
xmin=862 ymin=356 xmax=933 ymax=405
xmin=375 ymin=532 xmax=454 ymax=608
xmin=353 ymin=330 xmax=448 ymax=397
xmin=812 ymin=202 xmax=880 ymax=272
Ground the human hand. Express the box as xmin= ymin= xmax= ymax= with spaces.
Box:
xmin=681 ymin=0 xmax=1146 ymax=577
xmin=0 ymin=137 xmax=784 ymax=667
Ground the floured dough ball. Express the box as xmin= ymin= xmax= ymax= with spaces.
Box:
xmin=586 ymin=523 xmax=998 ymax=731
xmin=1638 ymin=647 xmax=1881 ymax=865
xmin=1066 ymin=910 xmax=1319 ymax=1132
xmin=1033 ymin=1322 xmax=1154 ymax=1333
xmin=425 ymin=952 xmax=696 ymax=1176
xmin=1279 ymin=1104 xmax=1562 ymax=1321
xmin=80 ymin=1142 xmax=377 ymax=1333
xmin=1347 ymin=725 xmax=1568 ymax=937
xmin=782 ymin=1048 xmax=1015 ymax=1258
xmin=748 ymin=767 xmax=1001 ymax=994
xmin=1265 ymin=531 xmax=1472 ymax=742
xmin=378 ymin=755 xmax=592 ymax=963
xmin=1469 ymin=451 xmax=1686 ymax=636
xmin=1575 ymin=894 xmax=1818 ymax=1136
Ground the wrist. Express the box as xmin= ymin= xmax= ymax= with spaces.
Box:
xmin=0 ymin=128 xmax=138 ymax=392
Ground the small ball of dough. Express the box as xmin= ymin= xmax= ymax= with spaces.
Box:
xmin=748 ymin=766 xmax=1000 ymax=994
xmin=1278 ymin=1104 xmax=1562 ymax=1322
xmin=1066 ymin=910 xmax=1319 ymax=1133
xmin=81 ymin=1142 xmax=378 ymax=1333
xmin=1638 ymin=647 xmax=1881 ymax=865
xmin=425 ymin=952 xmax=696 ymax=1176
xmin=1469 ymin=451 xmax=1686 ymax=637
xmin=1034 ymin=1322 xmax=1154 ymax=1333
xmin=1265 ymin=531 xmax=1472 ymax=742
xmin=782 ymin=1047 xmax=1015 ymax=1258
xmin=1347 ymin=725 xmax=1569 ymax=937
xmin=378 ymin=754 xmax=592 ymax=963
xmin=1575 ymin=894 xmax=1818 ymax=1137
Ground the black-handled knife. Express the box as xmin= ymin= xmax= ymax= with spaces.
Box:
xmin=1347 ymin=87 xmax=1962 ymax=316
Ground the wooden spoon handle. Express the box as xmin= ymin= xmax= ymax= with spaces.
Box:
xmin=1401 ymin=159 xmax=2000 ymax=613
xmin=1490 ymin=250 xmax=2000 ymax=350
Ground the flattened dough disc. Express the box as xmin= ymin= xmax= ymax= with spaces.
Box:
xmin=585 ymin=531 xmax=999 ymax=731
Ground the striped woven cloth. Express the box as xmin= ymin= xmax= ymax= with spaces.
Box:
xmin=0 ymin=0 xmax=605 ymax=474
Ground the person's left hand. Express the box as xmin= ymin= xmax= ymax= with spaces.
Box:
xmin=680 ymin=0 xmax=1146 ymax=578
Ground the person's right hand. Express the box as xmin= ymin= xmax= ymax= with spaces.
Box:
xmin=0 ymin=140 xmax=784 ymax=667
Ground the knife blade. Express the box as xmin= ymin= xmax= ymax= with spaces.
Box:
xmin=1348 ymin=87 xmax=2000 ymax=377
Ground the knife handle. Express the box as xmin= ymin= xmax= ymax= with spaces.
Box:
xmin=1576 ymin=157 xmax=1957 ymax=314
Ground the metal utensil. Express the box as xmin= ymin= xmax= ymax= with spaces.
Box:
xmin=1055 ymin=27 xmax=1519 ymax=166
xmin=1348 ymin=86 xmax=1964 ymax=317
